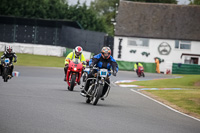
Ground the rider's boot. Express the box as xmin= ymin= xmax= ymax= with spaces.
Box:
xmin=64 ymin=67 xmax=67 ymax=81
xmin=78 ymin=80 xmax=81 ymax=85
xmin=0 ymin=66 xmax=1 ymax=76
xmin=80 ymin=89 xmax=86 ymax=97
xmin=100 ymin=97 xmax=105 ymax=100
xmin=80 ymin=84 xmax=84 ymax=90
xmin=64 ymin=75 xmax=66 ymax=81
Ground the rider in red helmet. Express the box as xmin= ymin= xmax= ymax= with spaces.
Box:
xmin=64 ymin=46 xmax=86 ymax=81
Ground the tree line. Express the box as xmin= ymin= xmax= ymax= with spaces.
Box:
xmin=0 ymin=0 xmax=199 ymax=36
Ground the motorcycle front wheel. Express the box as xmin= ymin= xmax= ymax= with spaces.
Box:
xmin=3 ymin=67 xmax=8 ymax=82
xmin=86 ymin=84 xmax=95 ymax=104
xmin=142 ymin=72 xmax=145 ymax=77
xmin=92 ymin=84 xmax=103 ymax=105
xmin=68 ymin=74 xmax=76 ymax=91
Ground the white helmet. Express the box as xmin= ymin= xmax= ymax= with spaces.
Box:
xmin=75 ymin=46 xmax=83 ymax=57
xmin=6 ymin=46 xmax=13 ymax=53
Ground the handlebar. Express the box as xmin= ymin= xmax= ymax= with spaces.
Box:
xmin=90 ymin=66 xmax=114 ymax=76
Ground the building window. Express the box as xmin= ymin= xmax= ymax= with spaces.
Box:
xmin=128 ymin=38 xmax=149 ymax=47
xmin=184 ymin=57 xmax=191 ymax=64
xmin=175 ymin=40 xmax=191 ymax=50
xmin=184 ymin=57 xmax=199 ymax=64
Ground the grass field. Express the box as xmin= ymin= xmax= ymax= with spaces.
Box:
xmin=146 ymin=90 xmax=200 ymax=118
xmin=0 ymin=52 xmax=65 ymax=67
xmin=120 ymin=75 xmax=200 ymax=118
xmin=123 ymin=75 xmax=200 ymax=89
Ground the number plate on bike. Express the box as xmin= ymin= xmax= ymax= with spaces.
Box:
xmin=100 ymin=69 xmax=108 ymax=77
xmin=5 ymin=58 xmax=10 ymax=63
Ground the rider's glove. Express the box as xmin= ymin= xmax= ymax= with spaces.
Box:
xmin=14 ymin=59 xmax=17 ymax=63
xmin=113 ymin=71 xmax=117 ymax=76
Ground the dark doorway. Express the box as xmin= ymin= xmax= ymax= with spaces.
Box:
xmin=191 ymin=57 xmax=199 ymax=64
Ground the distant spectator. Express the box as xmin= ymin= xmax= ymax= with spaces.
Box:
xmin=154 ymin=58 xmax=160 ymax=73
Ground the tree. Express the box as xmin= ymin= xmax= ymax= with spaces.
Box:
xmin=126 ymin=0 xmax=177 ymax=4
xmin=190 ymin=0 xmax=200 ymax=5
xmin=66 ymin=2 xmax=107 ymax=32
xmin=90 ymin=0 xmax=119 ymax=36
xmin=0 ymin=0 xmax=107 ymax=32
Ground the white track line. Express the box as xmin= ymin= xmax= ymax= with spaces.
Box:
xmin=130 ymin=89 xmax=200 ymax=122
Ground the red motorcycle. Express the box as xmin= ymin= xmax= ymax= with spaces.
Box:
xmin=65 ymin=58 xmax=83 ymax=91
xmin=137 ymin=66 xmax=145 ymax=77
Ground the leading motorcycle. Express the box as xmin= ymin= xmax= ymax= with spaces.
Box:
xmin=1 ymin=58 xmax=11 ymax=82
xmin=84 ymin=67 xmax=111 ymax=105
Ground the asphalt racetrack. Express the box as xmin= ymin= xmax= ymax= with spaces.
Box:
xmin=0 ymin=66 xmax=200 ymax=133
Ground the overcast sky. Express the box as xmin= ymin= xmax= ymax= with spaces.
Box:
xmin=67 ymin=0 xmax=190 ymax=6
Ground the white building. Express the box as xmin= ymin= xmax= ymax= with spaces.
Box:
xmin=113 ymin=1 xmax=200 ymax=74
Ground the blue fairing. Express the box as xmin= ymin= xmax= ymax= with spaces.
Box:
xmin=89 ymin=58 xmax=93 ymax=66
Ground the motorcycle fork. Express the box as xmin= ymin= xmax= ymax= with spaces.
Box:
xmin=69 ymin=73 xmax=76 ymax=82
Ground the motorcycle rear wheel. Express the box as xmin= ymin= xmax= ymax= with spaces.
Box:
xmin=82 ymin=72 xmax=87 ymax=82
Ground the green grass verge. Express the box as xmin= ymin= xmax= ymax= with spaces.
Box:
xmin=0 ymin=52 xmax=65 ymax=67
xmin=120 ymin=75 xmax=200 ymax=117
xmin=123 ymin=75 xmax=200 ymax=89
xmin=147 ymin=90 xmax=200 ymax=116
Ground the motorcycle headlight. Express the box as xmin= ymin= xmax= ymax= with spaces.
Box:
xmin=74 ymin=68 xmax=77 ymax=71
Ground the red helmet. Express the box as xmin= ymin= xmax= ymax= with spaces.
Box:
xmin=75 ymin=46 xmax=83 ymax=57
xmin=86 ymin=59 xmax=89 ymax=65
xmin=101 ymin=47 xmax=111 ymax=59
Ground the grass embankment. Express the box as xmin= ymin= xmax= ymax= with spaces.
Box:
xmin=124 ymin=75 xmax=200 ymax=89
xmin=0 ymin=52 xmax=65 ymax=67
xmin=121 ymin=75 xmax=200 ymax=118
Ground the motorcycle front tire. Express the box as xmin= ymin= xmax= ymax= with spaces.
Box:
xmin=3 ymin=68 xmax=8 ymax=82
xmin=69 ymin=74 xmax=76 ymax=91
xmin=92 ymin=84 xmax=103 ymax=105
xmin=142 ymin=72 xmax=145 ymax=77
xmin=86 ymin=84 xmax=95 ymax=104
